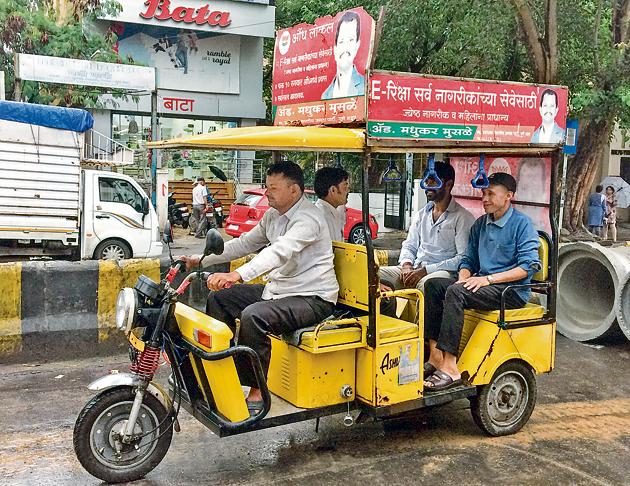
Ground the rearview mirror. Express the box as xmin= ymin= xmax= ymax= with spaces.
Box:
xmin=203 ymin=229 xmax=224 ymax=257
xmin=142 ymin=197 xmax=150 ymax=215
xmin=162 ymin=221 xmax=174 ymax=245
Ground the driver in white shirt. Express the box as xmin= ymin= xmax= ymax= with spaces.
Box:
xmin=180 ymin=162 xmax=337 ymax=415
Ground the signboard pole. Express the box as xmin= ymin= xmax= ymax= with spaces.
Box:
xmin=13 ymin=54 xmax=21 ymax=101
xmin=0 ymin=71 xmax=5 ymax=100
xmin=151 ymin=89 xmax=158 ymax=207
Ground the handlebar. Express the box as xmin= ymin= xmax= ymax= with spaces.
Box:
xmin=420 ymin=154 xmax=443 ymax=190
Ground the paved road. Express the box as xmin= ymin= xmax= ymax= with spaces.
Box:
xmin=2 ymin=334 xmax=630 ymax=485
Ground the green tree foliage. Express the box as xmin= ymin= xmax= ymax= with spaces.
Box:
xmin=0 ymin=0 xmax=126 ymax=107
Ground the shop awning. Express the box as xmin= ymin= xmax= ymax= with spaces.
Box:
xmin=147 ymin=126 xmax=366 ymax=152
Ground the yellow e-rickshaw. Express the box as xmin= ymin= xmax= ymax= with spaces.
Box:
xmin=73 ymin=125 xmax=559 ymax=484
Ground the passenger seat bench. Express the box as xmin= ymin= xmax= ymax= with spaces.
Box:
xmin=279 ymin=241 xmax=421 ymax=353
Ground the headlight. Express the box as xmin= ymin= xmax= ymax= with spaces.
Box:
xmin=116 ymin=288 xmax=137 ymax=333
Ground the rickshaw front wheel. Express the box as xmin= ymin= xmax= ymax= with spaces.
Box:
xmin=469 ymin=360 xmax=537 ymax=437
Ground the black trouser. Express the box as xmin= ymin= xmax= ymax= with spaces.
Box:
xmin=206 ymin=284 xmax=334 ymax=388
xmin=424 ymin=277 xmax=526 ymax=356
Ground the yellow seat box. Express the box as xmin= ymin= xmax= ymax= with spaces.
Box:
xmin=267 ymin=335 xmax=356 ymax=408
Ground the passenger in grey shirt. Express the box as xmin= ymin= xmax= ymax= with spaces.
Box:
xmin=380 ymin=162 xmax=474 ymax=294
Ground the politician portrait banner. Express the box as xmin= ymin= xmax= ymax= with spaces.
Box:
xmin=272 ymin=7 xmax=375 ymax=126
xmin=368 ymin=71 xmax=569 ymax=145
xmin=450 ymin=155 xmax=553 ymax=234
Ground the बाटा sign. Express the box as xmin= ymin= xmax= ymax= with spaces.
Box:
xmin=367 ymin=71 xmax=569 ymax=146
xmin=272 ymin=7 xmax=375 ymax=126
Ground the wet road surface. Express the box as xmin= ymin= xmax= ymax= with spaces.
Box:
xmin=1 ymin=335 xmax=630 ymax=485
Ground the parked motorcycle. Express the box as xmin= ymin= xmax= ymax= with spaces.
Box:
xmin=206 ymin=191 xmax=223 ymax=228
xmin=167 ymin=192 xmax=189 ymax=229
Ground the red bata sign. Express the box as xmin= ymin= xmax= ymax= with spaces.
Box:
xmin=272 ymin=7 xmax=374 ymax=126
xmin=140 ymin=0 xmax=231 ymax=27
xmin=367 ymin=71 xmax=569 ymax=145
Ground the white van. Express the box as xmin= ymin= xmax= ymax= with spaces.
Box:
xmin=0 ymin=100 xmax=162 ymax=260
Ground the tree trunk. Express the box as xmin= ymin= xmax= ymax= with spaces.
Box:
xmin=563 ymin=118 xmax=614 ymax=231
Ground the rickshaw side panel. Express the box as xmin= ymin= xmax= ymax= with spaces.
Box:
xmin=457 ymin=318 xmax=555 ymax=386
xmin=174 ymin=303 xmax=250 ymax=422
xmin=356 ymin=338 xmax=424 ymax=406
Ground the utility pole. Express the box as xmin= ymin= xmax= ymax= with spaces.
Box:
xmin=151 ymin=89 xmax=158 ymax=207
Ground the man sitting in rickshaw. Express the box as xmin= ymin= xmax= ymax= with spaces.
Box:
xmin=379 ymin=162 xmax=475 ymax=294
xmin=423 ymin=172 xmax=541 ymax=391
xmin=181 ymin=162 xmax=338 ymax=414
xmin=313 ymin=166 xmax=350 ymax=242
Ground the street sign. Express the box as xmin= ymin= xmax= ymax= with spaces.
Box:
xmin=272 ymin=7 xmax=375 ymax=126
xmin=16 ymin=53 xmax=156 ymax=92
xmin=367 ymin=71 xmax=569 ymax=146
xmin=564 ymin=118 xmax=579 ymax=154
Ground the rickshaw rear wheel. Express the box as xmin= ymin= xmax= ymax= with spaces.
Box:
xmin=469 ymin=360 xmax=537 ymax=437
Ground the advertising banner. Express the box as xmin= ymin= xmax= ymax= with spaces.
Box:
xmin=450 ymin=155 xmax=553 ymax=234
xmin=116 ymin=27 xmax=240 ymax=94
xmin=368 ymin=71 xmax=568 ymax=145
xmin=272 ymin=7 xmax=374 ymax=126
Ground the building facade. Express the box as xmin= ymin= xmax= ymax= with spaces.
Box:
xmin=93 ymin=0 xmax=275 ymax=182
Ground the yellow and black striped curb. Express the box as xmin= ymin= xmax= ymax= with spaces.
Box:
xmin=0 ymin=250 xmax=398 ymax=361
xmin=0 ymin=259 xmax=160 ymax=361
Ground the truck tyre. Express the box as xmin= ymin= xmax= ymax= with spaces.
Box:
xmin=73 ymin=386 xmax=172 ymax=483
xmin=469 ymin=360 xmax=537 ymax=437
xmin=94 ymin=239 xmax=131 ymax=261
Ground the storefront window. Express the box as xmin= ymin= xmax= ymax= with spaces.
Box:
xmin=112 ymin=114 xmax=238 ymax=181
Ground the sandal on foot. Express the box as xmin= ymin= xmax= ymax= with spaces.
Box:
xmin=423 ymin=362 xmax=437 ymax=379
xmin=247 ymin=400 xmax=264 ymax=416
xmin=423 ymin=369 xmax=462 ymax=392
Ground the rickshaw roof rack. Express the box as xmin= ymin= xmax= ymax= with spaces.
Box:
xmin=149 ymin=125 xmax=563 ymax=156
xmin=367 ymin=139 xmax=563 ymax=155
xmin=147 ymin=125 xmax=366 ymax=153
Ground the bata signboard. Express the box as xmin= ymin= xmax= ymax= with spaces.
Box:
xmin=367 ymin=71 xmax=569 ymax=145
xmin=272 ymin=7 xmax=374 ymax=126
xmin=100 ymin=0 xmax=276 ymax=38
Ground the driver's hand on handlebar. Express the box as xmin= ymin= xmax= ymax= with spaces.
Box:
xmin=207 ymin=271 xmax=242 ymax=291
xmin=179 ymin=255 xmax=201 ymax=271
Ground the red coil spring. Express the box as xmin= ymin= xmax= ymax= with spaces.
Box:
xmin=130 ymin=345 xmax=161 ymax=379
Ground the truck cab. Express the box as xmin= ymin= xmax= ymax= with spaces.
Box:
xmin=81 ymin=170 xmax=162 ymax=260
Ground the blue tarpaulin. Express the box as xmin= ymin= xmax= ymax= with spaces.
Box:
xmin=0 ymin=100 xmax=94 ymax=132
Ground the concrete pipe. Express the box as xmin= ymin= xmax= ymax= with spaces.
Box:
xmin=615 ymin=271 xmax=630 ymax=340
xmin=557 ymin=243 xmax=630 ymax=341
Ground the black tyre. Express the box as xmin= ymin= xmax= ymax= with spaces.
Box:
xmin=470 ymin=360 xmax=537 ymax=437
xmin=94 ymin=239 xmax=131 ymax=261
xmin=348 ymin=225 xmax=367 ymax=245
xmin=181 ymin=219 xmax=189 ymax=230
xmin=73 ymin=386 xmax=173 ymax=483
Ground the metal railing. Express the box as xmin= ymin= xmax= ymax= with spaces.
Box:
xmin=83 ymin=130 xmax=136 ymax=166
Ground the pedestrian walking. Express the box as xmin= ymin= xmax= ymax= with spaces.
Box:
xmin=191 ymin=177 xmax=208 ymax=238
xmin=587 ymin=185 xmax=607 ymax=237
xmin=603 ymin=185 xmax=618 ymax=243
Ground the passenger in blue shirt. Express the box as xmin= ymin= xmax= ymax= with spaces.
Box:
xmin=422 ymin=172 xmax=541 ymax=392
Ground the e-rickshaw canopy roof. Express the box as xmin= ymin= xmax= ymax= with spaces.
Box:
xmin=149 ymin=125 xmax=562 ymax=156
xmin=147 ymin=126 xmax=366 ymax=153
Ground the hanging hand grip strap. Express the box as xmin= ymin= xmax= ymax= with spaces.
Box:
xmin=471 ymin=154 xmax=489 ymax=189
xmin=419 ymin=154 xmax=443 ymax=190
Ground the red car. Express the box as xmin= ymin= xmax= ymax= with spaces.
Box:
xmin=225 ymin=188 xmax=378 ymax=244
